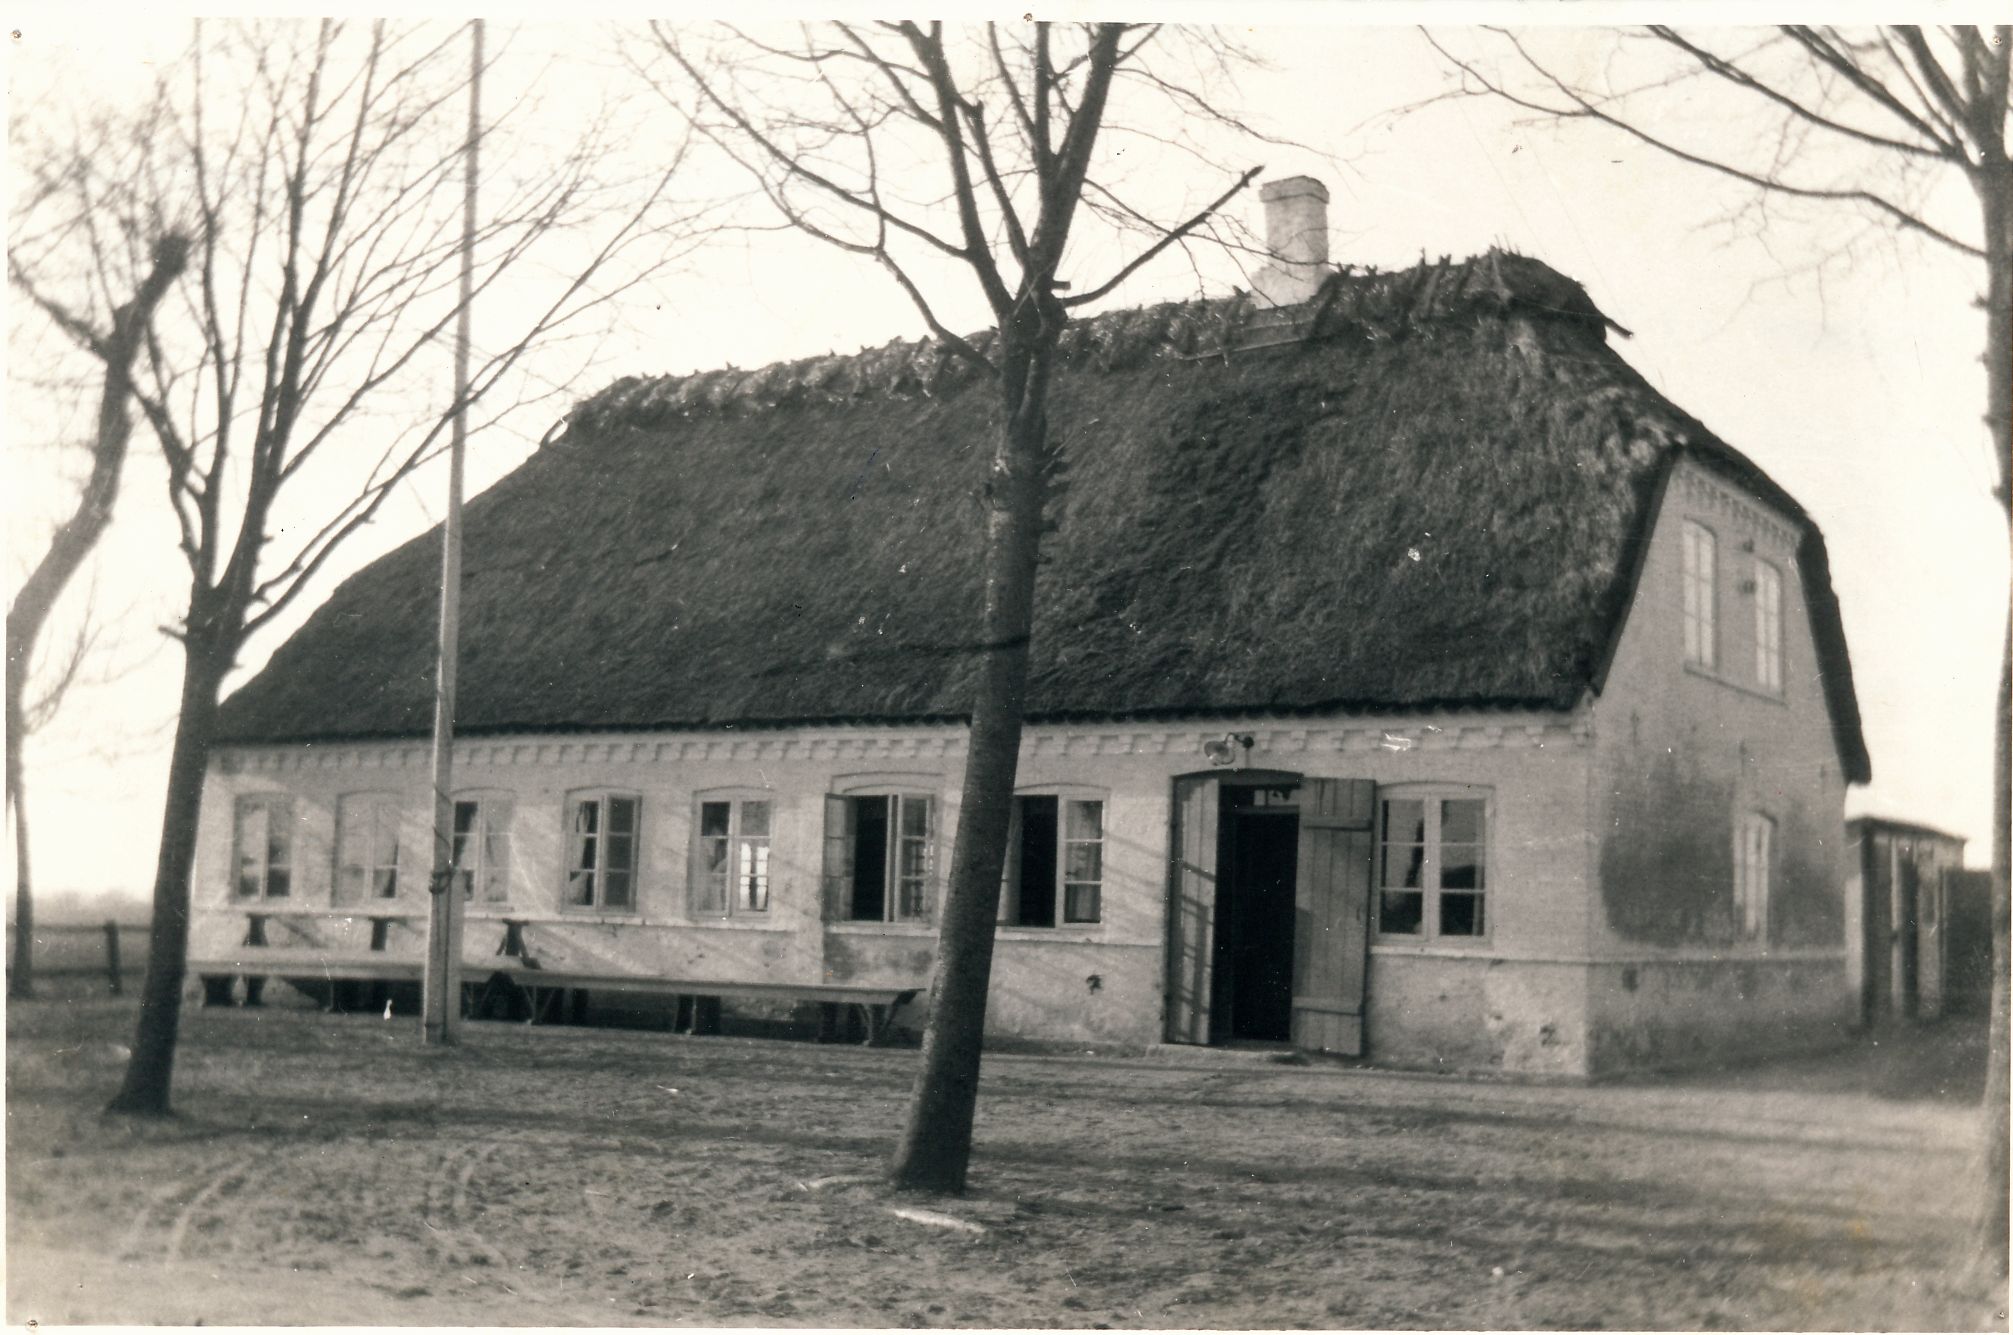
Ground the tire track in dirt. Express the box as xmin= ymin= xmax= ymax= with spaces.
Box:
xmin=416 ymin=1128 xmax=585 ymax=1313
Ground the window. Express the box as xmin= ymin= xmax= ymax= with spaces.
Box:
xmin=334 ymin=792 xmax=402 ymax=904
xmin=232 ymin=795 xmax=294 ymax=900
xmin=999 ymin=795 xmax=1104 ymax=927
xmin=1681 ymin=520 xmax=1717 ymax=668
xmin=825 ymin=793 xmax=934 ymax=923
xmin=1734 ymin=812 xmax=1774 ymax=940
xmin=1376 ymin=790 xmax=1488 ymax=940
xmin=693 ymin=795 xmax=772 ymax=916
xmin=452 ymin=795 xmax=514 ymax=904
xmin=1753 ymin=559 xmax=1783 ymax=692
xmin=565 ymin=792 xmax=638 ymax=911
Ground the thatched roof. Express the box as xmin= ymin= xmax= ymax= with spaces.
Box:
xmin=214 ymin=251 xmax=1870 ymax=781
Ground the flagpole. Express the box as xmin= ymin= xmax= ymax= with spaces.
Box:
xmin=423 ymin=17 xmax=482 ymax=1047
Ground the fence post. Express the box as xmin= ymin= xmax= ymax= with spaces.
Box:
xmin=103 ymin=920 xmax=122 ymax=996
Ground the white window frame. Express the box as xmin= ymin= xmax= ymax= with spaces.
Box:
xmin=563 ymin=790 xmax=641 ymax=913
xmin=232 ymin=794 xmax=295 ymax=901
xmin=1681 ymin=520 xmax=1718 ymax=669
xmin=825 ymin=781 xmax=937 ymax=925
xmin=1734 ymin=811 xmax=1774 ymax=942
xmin=692 ymin=790 xmax=774 ymax=917
xmin=998 ymin=790 xmax=1106 ymax=928
xmin=1752 ymin=558 xmax=1783 ymax=693
xmin=1373 ymin=785 xmax=1491 ymax=943
xmin=451 ymin=792 xmax=515 ymax=905
xmin=334 ymin=791 xmax=403 ymax=904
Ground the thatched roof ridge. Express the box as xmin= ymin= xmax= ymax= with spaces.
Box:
xmin=566 ymin=249 xmax=1615 ymax=434
xmin=212 ymin=249 xmax=1868 ymax=782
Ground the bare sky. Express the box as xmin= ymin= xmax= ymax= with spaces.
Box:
xmin=6 ymin=10 xmax=2006 ymax=901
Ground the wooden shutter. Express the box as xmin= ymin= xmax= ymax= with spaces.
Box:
xmin=822 ymin=795 xmax=854 ymax=921
xmin=1164 ymin=775 xmax=1220 ymax=1045
xmin=1291 ymin=778 xmax=1376 ymax=1056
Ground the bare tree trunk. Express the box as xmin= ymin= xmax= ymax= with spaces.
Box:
xmin=1978 ymin=163 xmax=2011 ymax=1274
xmin=6 ymin=235 xmax=186 ymax=1006
xmin=890 ymin=329 xmax=1055 ymax=1194
xmin=8 ymin=690 xmax=32 ymax=1000
xmin=105 ymin=619 xmax=228 ymax=1117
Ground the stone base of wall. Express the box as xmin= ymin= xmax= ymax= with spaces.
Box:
xmin=1585 ymin=955 xmax=1854 ymax=1078
xmin=1364 ymin=955 xmax=1592 ymax=1078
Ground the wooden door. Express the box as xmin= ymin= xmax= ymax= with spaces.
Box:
xmin=1164 ymin=775 xmax=1220 ymax=1044
xmin=1291 ymin=777 xmax=1376 ymax=1055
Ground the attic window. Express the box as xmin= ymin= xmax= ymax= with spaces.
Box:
xmin=1753 ymin=559 xmax=1783 ymax=693
xmin=1681 ymin=521 xmax=1718 ymax=669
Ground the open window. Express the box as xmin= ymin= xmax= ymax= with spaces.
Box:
xmin=692 ymin=792 xmax=773 ymax=916
xmin=999 ymin=793 xmax=1104 ymax=927
xmin=452 ymin=793 xmax=514 ymax=905
xmin=564 ymin=790 xmax=639 ymax=912
xmin=1375 ymin=787 xmax=1489 ymax=941
xmin=823 ymin=789 xmax=935 ymax=924
xmin=232 ymin=794 xmax=294 ymax=901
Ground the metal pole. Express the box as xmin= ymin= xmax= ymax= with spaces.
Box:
xmin=423 ymin=18 xmax=482 ymax=1046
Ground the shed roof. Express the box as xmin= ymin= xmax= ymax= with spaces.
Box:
xmin=213 ymin=250 xmax=1870 ymax=782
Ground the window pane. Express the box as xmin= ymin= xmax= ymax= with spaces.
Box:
xmin=1439 ymin=844 xmax=1484 ymax=891
xmin=602 ymin=870 xmax=633 ymax=910
xmin=453 ymin=801 xmax=478 ymax=838
xmin=741 ymin=842 xmax=770 ymax=911
xmin=266 ymin=867 xmax=291 ymax=898
xmin=1440 ymin=799 xmax=1486 ymax=846
xmin=1064 ymin=841 xmax=1102 ymax=885
xmin=373 ymin=867 xmax=398 ymax=899
xmin=1014 ymin=798 xmax=1057 ymax=927
xmin=899 ymin=836 xmax=930 ymax=880
xmin=605 ymin=834 xmax=635 ymax=875
xmin=1063 ymin=882 xmax=1101 ymax=924
xmin=850 ymin=797 xmax=889 ymax=921
xmin=700 ymin=802 xmax=731 ymax=837
xmin=566 ymin=871 xmax=596 ymax=906
xmin=608 ymin=797 xmax=637 ymax=835
xmin=1379 ymin=889 xmax=1423 ymax=935
xmin=1382 ymin=842 xmax=1425 ymax=890
xmin=572 ymin=800 xmax=600 ymax=836
xmin=1064 ymin=799 xmax=1102 ymax=841
xmin=740 ymin=800 xmax=771 ymax=838
xmin=237 ymin=804 xmax=268 ymax=897
xmin=1382 ymin=799 xmax=1424 ymax=844
xmin=901 ymin=796 xmax=931 ymax=840
xmin=897 ymin=876 xmax=930 ymax=920
xmin=1440 ymin=891 xmax=1485 ymax=936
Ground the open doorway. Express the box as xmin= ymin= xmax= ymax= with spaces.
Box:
xmin=1215 ymin=783 xmax=1299 ymax=1042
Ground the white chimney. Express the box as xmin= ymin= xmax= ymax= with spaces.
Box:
xmin=1251 ymin=176 xmax=1331 ymax=308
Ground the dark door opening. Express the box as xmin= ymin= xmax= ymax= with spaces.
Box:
xmin=1215 ymin=799 xmax=1299 ymax=1042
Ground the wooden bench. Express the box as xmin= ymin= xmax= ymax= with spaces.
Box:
xmin=191 ymin=917 xmax=924 ymax=1045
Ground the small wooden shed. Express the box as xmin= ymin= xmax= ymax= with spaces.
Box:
xmin=1846 ymin=816 xmax=1967 ymax=1024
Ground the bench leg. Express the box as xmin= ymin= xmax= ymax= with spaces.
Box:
xmin=243 ymin=976 xmax=267 ymax=1008
xmin=201 ymin=976 xmax=235 ymax=1008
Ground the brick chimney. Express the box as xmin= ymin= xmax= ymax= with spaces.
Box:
xmin=1251 ymin=176 xmax=1330 ymax=308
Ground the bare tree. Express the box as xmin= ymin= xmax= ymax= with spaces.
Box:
xmin=6 ymin=235 xmax=186 ymax=1000
xmin=1429 ymin=23 xmax=2010 ymax=1270
xmin=638 ymin=20 xmax=1268 ymax=1193
xmin=10 ymin=17 xmax=699 ymax=1115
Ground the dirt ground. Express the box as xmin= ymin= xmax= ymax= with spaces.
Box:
xmin=6 ymin=993 xmax=2006 ymax=1330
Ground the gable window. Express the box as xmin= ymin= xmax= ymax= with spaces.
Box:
xmin=693 ymin=795 xmax=772 ymax=916
xmin=565 ymin=791 xmax=638 ymax=912
xmin=1681 ymin=520 xmax=1717 ymax=669
xmin=999 ymin=795 xmax=1105 ymax=928
xmin=1375 ymin=790 xmax=1488 ymax=940
xmin=824 ymin=793 xmax=934 ymax=924
xmin=452 ymin=795 xmax=514 ymax=904
xmin=1752 ymin=559 xmax=1783 ymax=692
xmin=334 ymin=792 xmax=402 ymax=904
xmin=232 ymin=795 xmax=294 ymax=900
xmin=1734 ymin=812 xmax=1774 ymax=940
